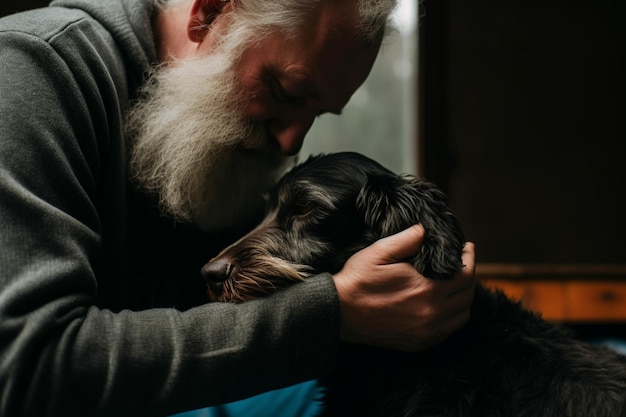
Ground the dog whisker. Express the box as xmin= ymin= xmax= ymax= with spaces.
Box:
xmin=206 ymin=254 xmax=312 ymax=302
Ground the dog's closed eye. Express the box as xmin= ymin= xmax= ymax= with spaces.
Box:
xmin=293 ymin=199 xmax=314 ymax=216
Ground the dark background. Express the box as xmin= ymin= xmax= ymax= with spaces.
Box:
xmin=419 ymin=0 xmax=626 ymax=264
xmin=0 ymin=0 xmax=46 ymax=16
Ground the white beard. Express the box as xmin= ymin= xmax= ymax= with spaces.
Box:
xmin=126 ymin=43 xmax=292 ymax=231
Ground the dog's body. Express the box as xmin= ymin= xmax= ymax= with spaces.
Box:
xmin=201 ymin=152 xmax=626 ymax=417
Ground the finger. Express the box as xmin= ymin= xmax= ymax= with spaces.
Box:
xmin=461 ymin=242 xmax=476 ymax=274
xmin=439 ymin=241 xmax=476 ymax=295
xmin=373 ymin=224 xmax=425 ymax=262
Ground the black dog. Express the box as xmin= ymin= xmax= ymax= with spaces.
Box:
xmin=202 ymin=152 xmax=626 ymax=417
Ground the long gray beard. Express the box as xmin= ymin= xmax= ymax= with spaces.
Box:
xmin=126 ymin=48 xmax=291 ymax=231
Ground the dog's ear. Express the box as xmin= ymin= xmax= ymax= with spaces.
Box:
xmin=356 ymin=173 xmax=465 ymax=280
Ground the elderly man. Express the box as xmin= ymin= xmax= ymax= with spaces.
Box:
xmin=0 ymin=0 xmax=476 ymax=416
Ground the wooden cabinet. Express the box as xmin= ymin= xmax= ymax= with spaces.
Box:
xmin=479 ymin=264 xmax=626 ymax=322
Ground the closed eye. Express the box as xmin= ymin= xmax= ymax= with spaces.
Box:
xmin=268 ymin=73 xmax=303 ymax=103
xmin=294 ymin=199 xmax=314 ymax=216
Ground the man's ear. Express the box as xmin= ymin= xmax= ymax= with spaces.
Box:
xmin=188 ymin=0 xmax=232 ymax=43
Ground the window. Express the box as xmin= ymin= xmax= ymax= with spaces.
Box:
xmin=300 ymin=0 xmax=419 ymax=175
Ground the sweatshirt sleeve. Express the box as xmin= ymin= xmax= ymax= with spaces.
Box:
xmin=0 ymin=14 xmax=340 ymax=417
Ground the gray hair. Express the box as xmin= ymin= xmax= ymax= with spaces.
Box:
xmin=154 ymin=0 xmax=397 ymax=43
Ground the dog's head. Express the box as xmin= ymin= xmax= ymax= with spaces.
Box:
xmin=201 ymin=152 xmax=465 ymax=302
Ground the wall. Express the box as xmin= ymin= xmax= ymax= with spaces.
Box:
xmin=420 ymin=0 xmax=626 ymax=264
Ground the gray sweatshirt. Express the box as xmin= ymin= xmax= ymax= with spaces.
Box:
xmin=0 ymin=0 xmax=339 ymax=416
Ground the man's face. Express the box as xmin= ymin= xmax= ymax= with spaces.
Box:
xmin=235 ymin=4 xmax=381 ymax=156
xmin=127 ymin=2 xmax=380 ymax=231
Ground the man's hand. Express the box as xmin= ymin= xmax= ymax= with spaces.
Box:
xmin=332 ymin=225 xmax=476 ymax=352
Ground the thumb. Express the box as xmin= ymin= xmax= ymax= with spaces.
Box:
xmin=374 ymin=224 xmax=425 ymax=262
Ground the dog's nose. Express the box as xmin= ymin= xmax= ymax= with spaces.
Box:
xmin=201 ymin=259 xmax=233 ymax=284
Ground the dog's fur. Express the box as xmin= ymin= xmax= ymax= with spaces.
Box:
xmin=201 ymin=152 xmax=626 ymax=417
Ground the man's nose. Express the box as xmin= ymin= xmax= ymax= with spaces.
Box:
xmin=267 ymin=113 xmax=316 ymax=156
